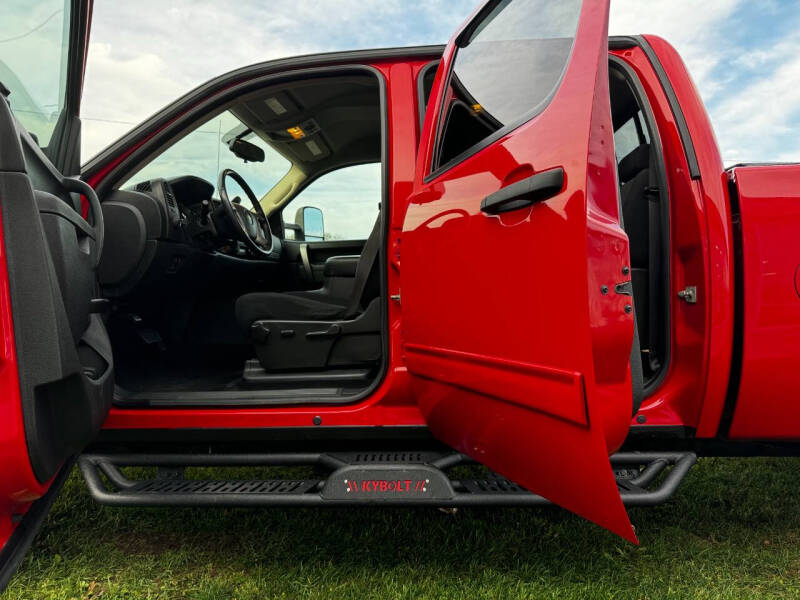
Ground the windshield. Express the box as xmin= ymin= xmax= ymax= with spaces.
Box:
xmin=0 ymin=0 xmax=70 ymax=147
xmin=124 ymin=110 xmax=291 ymax=198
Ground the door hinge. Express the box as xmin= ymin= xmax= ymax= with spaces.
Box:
xmin=677 ymin=286 xmax=697 ymax=304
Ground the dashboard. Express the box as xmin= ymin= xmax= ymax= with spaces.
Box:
xmin=98 ymin=175 xmax=281 ymax=297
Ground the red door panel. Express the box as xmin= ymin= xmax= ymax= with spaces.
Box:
xmin=403 ymin=0 xmax=636 ymax=541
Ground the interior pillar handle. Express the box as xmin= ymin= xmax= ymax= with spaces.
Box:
xmin=480 ymin=167 xmax=565 ymax=215
xmin=299 ymin=243 xmax=313 ymax=281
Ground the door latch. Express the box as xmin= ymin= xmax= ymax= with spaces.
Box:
xmin=677 ymin=286 xmax=697 ymax=304
xmin=614 ymin=281 xmax=633 ymax=296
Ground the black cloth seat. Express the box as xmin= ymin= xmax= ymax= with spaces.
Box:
xmin=619 ymin=144 xmax=651 ymax=269
xmin=235 ymin=217 xmax=381 ymax=332
xmin=235 ymin=292 xmax=347 ymax=325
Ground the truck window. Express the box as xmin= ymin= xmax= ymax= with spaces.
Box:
xmin=0 ymin=0 xmax=71 ymax=148
xmin=431 ymin=0 xmax=582 ymax=172
xmin=615 ymin=111 xmax=650 ymax=162
xmin=282 ymin=163 xmax=380 ymax=242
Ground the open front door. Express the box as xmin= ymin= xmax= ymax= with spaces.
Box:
xmin=403 ymin=0 xmax=637 ymax=541
xmin=0 ymin=0 xmax=113 ymax=588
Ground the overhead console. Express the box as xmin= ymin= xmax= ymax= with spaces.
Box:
xmin=230 ymin=74 xmax=380 ymax=172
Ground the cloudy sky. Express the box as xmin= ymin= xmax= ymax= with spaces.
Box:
xmin=77 ymin=0 xmax=800 ymax=165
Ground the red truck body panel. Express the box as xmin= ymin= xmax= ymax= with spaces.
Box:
xmin=728 ymin=164 xmax=800 ymax=439
xmin=611 ymin=37 xmax=736 ymax=437
xmin=1 ymin=3 xmax=799 ymax=567
xmin=96 ymin=38 xmax=737 ymax=438
xmin=94 ymin=58 xmax=433 ymax=433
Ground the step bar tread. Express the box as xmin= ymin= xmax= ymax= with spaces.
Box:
xmin=78 ymin=451 xmax=696 ymax=508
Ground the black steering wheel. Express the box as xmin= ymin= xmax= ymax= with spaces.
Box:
xmin=217 ymin=168 xmax=272 ymax=256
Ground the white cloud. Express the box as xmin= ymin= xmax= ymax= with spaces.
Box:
xmin=610 ymin=0 xmax=800 ymax=164
xmin=79 ymin=0 xmax=800 ymax=165
xmin=712 ymin=46 xmax=800 ymax=163
xmin=609 ymin=0 xmax=743 ymax=103
xmin=80 ymin=0 xmax=475 ymax=158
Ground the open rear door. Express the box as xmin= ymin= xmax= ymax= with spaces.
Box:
xmin=403 ymin=0 xmax=637 ymax=541
xmin=0 ymin=0 xmax=114 ymax=588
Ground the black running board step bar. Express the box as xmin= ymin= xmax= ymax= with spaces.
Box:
xmin=78 ymin=451 xmax=696 ymax=508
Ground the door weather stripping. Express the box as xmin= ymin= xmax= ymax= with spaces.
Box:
xmin=79 ymin=451 xmax=696 ymax=508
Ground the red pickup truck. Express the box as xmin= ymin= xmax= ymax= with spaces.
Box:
xmin=2 ymin=0 xmax=799 ymax=583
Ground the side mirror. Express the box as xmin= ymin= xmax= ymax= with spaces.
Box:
xmin=227 ymin=138 xmax=265 ymax=163
xmin=295 ymin=206 xmax=324 ymax=242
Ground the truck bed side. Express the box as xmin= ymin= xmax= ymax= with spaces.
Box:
xmin=726 ymin=164 xmax=800 ymax=439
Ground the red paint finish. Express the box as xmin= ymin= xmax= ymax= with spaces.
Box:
xmin=403 ymin=0 xmax=636 ymax=542
xmin=610 ymin=39 xmax=734 ymax=435
xmin=97 ymin=43 xmax=737 ymax=442
xmin=728 ymin=165 xmax=800 ymax=440
xmin=101 ymin=59 xmax=431 ymax=432
xmin=642 ymin=37 xmax=735 ymax=437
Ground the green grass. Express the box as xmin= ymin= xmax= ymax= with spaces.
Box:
xmin=5 ymin=457 xmax=800 ymax=599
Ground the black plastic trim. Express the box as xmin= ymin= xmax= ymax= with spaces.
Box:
xmin=415 ymin=60 xmax=440 ymax=134
xmin=622 ymin=35 xmax=701 ymax=180
xmin=716 ymin=173 xmax=745 ymax=437
xmin=45 ymin=0 xmax=91 ymax=175
xmin=480 ymin=168 xmax=564 ymax=215
xmin=91 ymin=426 xmax=435 ymax=448
xmin=608 ymin=56 xmax=672 ymax=398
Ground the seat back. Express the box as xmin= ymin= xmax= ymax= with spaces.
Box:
xmin=619 ymin=144 xmax=650 ymax=269
xmin=344 ymin=216 xmax=382 ymax=317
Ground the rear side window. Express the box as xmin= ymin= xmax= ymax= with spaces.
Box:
xmin=613 ymin=110 xmax=651 ymax=170
xmin=432 ymin=0 xmax=583 ymax=172
xmin=614 ymin=117 xmax=641 ymax=162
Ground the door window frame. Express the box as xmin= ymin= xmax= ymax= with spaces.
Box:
xmin=4 ymin=0 xmax=92 ymax=174
xmin=425 ymin=0 xmax=583 ymax=182
xmin=609 ymin=55 xmax=672 ymax=398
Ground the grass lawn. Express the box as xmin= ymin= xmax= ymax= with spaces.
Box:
xmin=4 ymin=457 xmax=800 ymax=599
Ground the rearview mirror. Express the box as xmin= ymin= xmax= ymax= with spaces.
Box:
xmin=295 ymin=206 xmax=324 ymax=242
xmin=227 ymin=138 xmax=265 ymax=163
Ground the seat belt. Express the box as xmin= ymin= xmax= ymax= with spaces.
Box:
xmin=645 ymin=148 xmax=662 ymax=372
xmin=343 ymin=216 xmax=382 ymax=318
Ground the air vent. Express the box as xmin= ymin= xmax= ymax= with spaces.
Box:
xmin=164 ymin=187 xmax=177 ymax=211
xmin=134 ymin=180 xmax=152 ymax=193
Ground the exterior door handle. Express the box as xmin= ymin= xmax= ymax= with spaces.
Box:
xmin=480 ymin=167 xmax=565 ymax=215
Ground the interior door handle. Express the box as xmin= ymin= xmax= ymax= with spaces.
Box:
xmin=480 ymin=167 xmax=565 ymax=215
